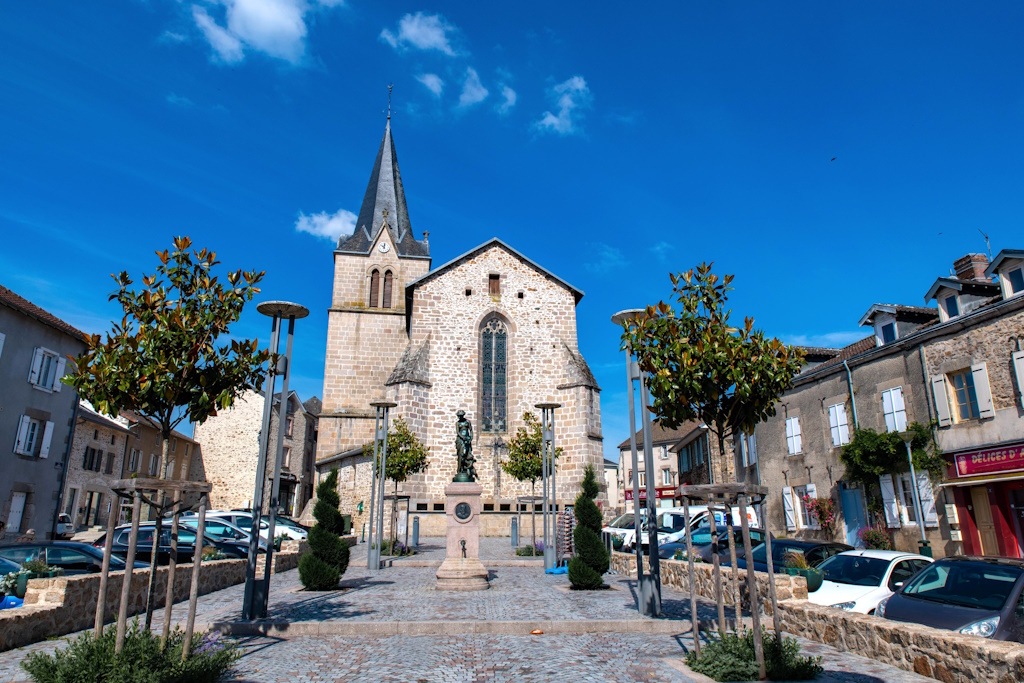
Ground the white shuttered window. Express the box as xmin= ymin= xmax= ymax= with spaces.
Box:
xmin=785 ymin=417 xmax=802 ymax=455
xmin=828 ymin=404 xmax=850 ymax=446
xmin=882 ymin=387 xmax=907 ymax=433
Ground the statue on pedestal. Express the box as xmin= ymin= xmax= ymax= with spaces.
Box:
xmin=453 ymin=410 xmax=477 ymax=483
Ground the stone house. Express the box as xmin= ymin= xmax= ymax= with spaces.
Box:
xmin=192 ymin=390 xmax=318 ymax=517
xmin=0 ymin=284 xmax=87 ymax=541
xmin=603 ymin=457 xmax=620 ymax=517
xmin=118 ymin=410 xmax=203 ymax=520
xmin=315 ymin=117 xmax=604 ymax=537
xmin=61 ymin=401 xmax=132 ymax=531
xmin=922 ymin=249 xmax=1024 ymax=558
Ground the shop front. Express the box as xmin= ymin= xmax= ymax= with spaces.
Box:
xmin=944 ymin=441 xmax=1024 ymax=559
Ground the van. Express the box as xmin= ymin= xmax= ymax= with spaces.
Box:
xmin=643 ymin=504 xmax=760 ymax=550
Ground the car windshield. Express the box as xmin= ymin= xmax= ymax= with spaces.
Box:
xmin=902 ymin=561 xmax=1023 ymax=611
xmin=657 ymin=513 xmax=686 ymax=534
xmin=818 ymin=555 xmax=890 ymax=586
xmin=751 ymin=542 xmax=807 ymax=565
xmin=689 ymin=526 xmax=714 ymax=545
xmin=609 ymin=514 xmax=640 ymax=529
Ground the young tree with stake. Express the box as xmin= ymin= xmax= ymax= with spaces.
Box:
xmin=501 ymin=412 xmax=561 ymax=553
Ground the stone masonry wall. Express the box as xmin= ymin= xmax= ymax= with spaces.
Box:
xmin=0 ymin=550 xmax=301 ymax=652
xmin=63 ymin=415 xmax=127 ymax=530
xmin=192 ymin=391 xmax=264 ymax=510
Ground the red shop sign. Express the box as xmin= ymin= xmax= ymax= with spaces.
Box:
xmin=623 ymin=486 xmax=676 ymax=501
xmin=954 ymin=443 xmax=1024 ymax=478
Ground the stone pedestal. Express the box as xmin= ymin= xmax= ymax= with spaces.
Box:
xmin=435 ymin=482 xmax=489 ymax=591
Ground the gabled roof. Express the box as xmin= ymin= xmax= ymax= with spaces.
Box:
xmin=335 ymin=117 xmax=430 ymax=259
xmin=617 ymin=420 xmax=702 ymax=450
xmin=805 ymin=335 xmax=876 ymax=373
xmin=924 ymin=276 xmax=1000 ymax=302
xmin=0 ymin=284 xmax=88 ymax=342
xmin=404 ymin=237 xmax=584 ymax=305
xmin=984 ymin=248 xmax=1024 ymax=277
xmin=858 ymin=303 xmax=938 ymax=327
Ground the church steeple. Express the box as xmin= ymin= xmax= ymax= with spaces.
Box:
xmin=336 ymin=115 xmax=430 ymax=259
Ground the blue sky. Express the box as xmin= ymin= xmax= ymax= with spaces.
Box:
xmin=3 ymin=2 xmax=1024 ymax=462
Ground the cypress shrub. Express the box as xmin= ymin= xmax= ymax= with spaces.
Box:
xmin=299 ymin=470 xmax=349 ymax=590
xmin=568 ymin=465 xmax=609 ymax=590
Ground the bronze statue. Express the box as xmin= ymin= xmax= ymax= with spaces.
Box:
xmin=454 ymin=410 xmax=478 ymax=482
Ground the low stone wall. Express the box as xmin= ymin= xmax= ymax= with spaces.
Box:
xmin=0 ymin=550 xmax=300 ymax=652
xmin=779 ymin=599 xmax=1024 ymax=683
xmin=610 ymin=551 xmax=807 ymax=615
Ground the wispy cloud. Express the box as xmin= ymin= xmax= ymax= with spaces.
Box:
xmin=649 ymin=241 xmax=672 ymax=263
xmin=584 ymin=243 xmax=626 ymax=274
xmin=160 ymin=30 xmax=187 ymax=44
xmin=496 ymin=85 xmax=516 ymax=115
xmin=190 ymin=1 xmax=343 ymax=66
xmin=380 ymin=12 xmax=458 ymax=56
xmin=295 ymin=208 xmax=356 ymax=242
xmin=416 ymin=73 xmax=444 ymax=97
xmin=166 ymin=93 xmax=194 ymax=107
xmin=534 ymin=75 xmax=592 ymax=136
xmin=783 ymin=331 xmax=871 ymax=348
xmin=458 ymin=67 xmax=488 ymax=108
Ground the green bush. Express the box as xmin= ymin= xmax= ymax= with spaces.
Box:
xmin=568 ymin=465 xmax=610 ymax=590
xmin=685 ymin=628 xmax=822 ymax=681
xmin=299 ymin=470 xmax=349 ymax=590
xmin=860 ymin=525 xmax=894 ymax=550
xmin=21 ymin=620 xmax=238 ymax=683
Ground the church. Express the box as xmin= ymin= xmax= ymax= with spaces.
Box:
xmin=315 ymin=116 xmax=604 ymax=536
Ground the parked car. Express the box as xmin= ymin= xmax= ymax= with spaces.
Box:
xmin=179 ymin=515 xmax=267 ymax=551
xmin=55 ymin=514 xmax=74 ymax=540
xmin=658 ymin=525 xmax=771 ymax=562
xmin=205 ymin=511 xmax=306 ymax=541
xmin=877 ymin=556 xmax=1024 ymax=642
xmin=643 ymin=505 xmax=761 ymax=552
xmin=810 ymin=550 xmax=932 ymax=614
xmin=98 ymin=523 xmax=249 ymax=564
xmin=727 ymin=539 xmax=853 ymax=573
xmin=602 ymin=511 xmax=648 ymax=551
xmin=0 ymin=541 xmax=147 ymax=574
xmin=266 ymin=515 xmax=309 ymax=539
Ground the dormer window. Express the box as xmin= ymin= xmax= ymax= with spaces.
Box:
xmin=983 ymin=249 xmax=1024 ymax=300
xmin=943 ymin=294 xmax=960 ymax=319
xmin=1009 ymin=266 xmax=1024 ymax=296
xmin=881 ymin=322 xmax=896 ymax=344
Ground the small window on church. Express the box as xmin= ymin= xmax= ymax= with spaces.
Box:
xmin=465 ymin=288 xmax=472 ymax=296
xmin=369 ymin=270 xmax=380 ymax=308
xmin=488 ymin=274 xmax=500 ymax=296
xmin=481 ymin=317 xmax=508 ymax=433
xmin=517 ymin=291 xmax=524 ymax=299
xmin=382 ymin=270 xmax=393 ymax=308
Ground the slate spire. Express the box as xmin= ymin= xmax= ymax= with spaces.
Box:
xmin=337 ymin=114 xmax=429 ymax=258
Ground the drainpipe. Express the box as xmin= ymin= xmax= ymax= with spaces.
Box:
xmin=843 ymin=360 xmax=859 ymax=429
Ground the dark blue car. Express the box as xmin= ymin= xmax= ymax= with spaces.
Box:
xmin=726 ymin=539 xmax=852 ymax=573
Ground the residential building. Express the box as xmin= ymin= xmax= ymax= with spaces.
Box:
xmin=603 ymin=456 xmax=620 ymax=518
xmin=314 ymin=116 xmax=603 ymax=536
xmin=0 ymin=284 xmax=87 ymax=540
xmin=192 ymin=389 xmax=318 ymax=517
xmin=61 ymin=400 xmax=131 ymax=531
xmin=118 ymin=410 xmax=203 ymax=520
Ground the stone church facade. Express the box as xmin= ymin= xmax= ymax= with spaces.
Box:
xmin=316 ymin=118 xmax=604 ymax=536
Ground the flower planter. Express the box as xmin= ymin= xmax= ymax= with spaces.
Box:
xmin=14 ymin=570 xmax=60 ymax=599
xmin=797 ymin=567 xmax=823 ymax=592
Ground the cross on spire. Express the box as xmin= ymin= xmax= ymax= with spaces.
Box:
xmin=387 ymin=83 xmax=393 ymax=120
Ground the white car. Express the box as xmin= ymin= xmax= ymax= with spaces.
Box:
xmin=810 ymin=549 xmax=933 ymax=614
xmin=650 ymin=505 xmax=760 ymax=548
xmin=602 ymin=511 xmax=647 ymax=551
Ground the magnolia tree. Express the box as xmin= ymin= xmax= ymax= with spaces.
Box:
xmin=501 ymin=412 xmax=561 ymax=552
xmin=65 ymin=236 xmax=270 ymax=629
xmin=620 ymin=263 xmax=804 ymax=483
xmin=362 ymin=416 xmax=429 ymax=552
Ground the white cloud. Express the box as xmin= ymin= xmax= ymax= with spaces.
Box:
xmin=534 ymin=75 xmax=592 ymax=136
xmin=496 ymin=85 xmax=516 ymax=115
xmin=416 ymin=73 xmax=444 ymax=97
xmin=458 ymin=67 xmax=488 ymax=108
xmin=584 ymin=243 xmax=626 ymax=274
xmin=166 ymin=93 xmax=194 ymax=107
xmin=190 ymin=1 xmax=342 ymax=65
xmin=783 ymin=331 xmax=871 ymax=348
xmin=649 ymin=241 xmax=671 ymax=263
xmin=380 ymin=12 xmax=457 ymax=56
xmin=295 ymin=208 xmax=356 ymax=242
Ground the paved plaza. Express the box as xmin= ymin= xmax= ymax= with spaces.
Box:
xmin=0 ymin=538 xmax=932 ymax=682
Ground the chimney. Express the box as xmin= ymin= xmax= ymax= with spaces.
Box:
xmin=953 ymin=253 xmax=989 ymax=282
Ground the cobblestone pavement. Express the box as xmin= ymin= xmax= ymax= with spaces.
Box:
xmin=0 ymin=537 xmax=931 ymax=682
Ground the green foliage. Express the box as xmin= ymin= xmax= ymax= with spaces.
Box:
xmin=377 ymin=539 xmax=413 ymax=556
xmin=20 ymin=621 xmax=238 ymax=683
xmin=21 ymin=559 xmax=58 ymax=575
xmin=569 ymin=465 xmax=610 ymax=590
xmin=299 ymin=470 xmax=348 ymax=590
xmin=620 ymin=264 xmax=804 ymax=449
xmin=64 ymin=236 xmax=269 ymax=474
xmin=685 ymin=628 xmax=823 ymax=681
xmin=784 ymin=551 xmax=809 ymax=570
xmin=361 ymin=417 xmax=430 ymax=484
xmin=840 ymin=423 xmax=943 ymax=488
xmin=500 ymin=412 xmax=562 ymax=487
xmin=860 ymin=525 xmax=894 ymax=550
xmin=515 ymin=546 xmax=540 ymax=556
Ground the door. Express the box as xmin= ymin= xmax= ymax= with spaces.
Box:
xmin=970 ymin=486 xmax=1000 ymax=555
xmin=1009 ymin=488 xmax=1024 ymax=559
xmin=841 ymin=484 xmax=867 ymax=547
xmin=7 ymin=492 xmax=27 ymax=534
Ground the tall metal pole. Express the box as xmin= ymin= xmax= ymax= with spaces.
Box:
xmin=537 ymin=403 xmax=560 ymax=570
xmin=370 ymin=401 xmax=396 ymax=570
xmin=242 ymin=314 xmax=279 ymax=620
xmin=367 ymin=409 xmax=381 ymax=569
xmin=541 ymin=412 xmax=550 ymax=567
xmin=904 ymin=438 xmax=927 ymax=543
xmin=639 ymin=371 xmax=662 ymax=616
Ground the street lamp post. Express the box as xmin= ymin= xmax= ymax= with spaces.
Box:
xmin=900 ymin=432 xmax=930 ymax=554
xmin=612 ymin=309 xmax=661 ymax=618
xmin=367 ymin=401 xmax=396 ymax=571
xmin=242 ymin=300 xmax=308 ymax=621
xmin=536 ymin=403 xmax=560 ymax=571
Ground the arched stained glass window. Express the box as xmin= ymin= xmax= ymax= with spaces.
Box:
xmin=369 ymin=269 xmax=380 ymax=308
xmin=382 ymin=270 xmax=393 ymax=308
xmin=481 ymin=317 xmax=508 ymax=433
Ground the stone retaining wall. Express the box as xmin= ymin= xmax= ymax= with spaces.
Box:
xmin=0 ymin=550 xmax=300 ymax=652
xmin=610 ymin=551 xmax=808 ymax=615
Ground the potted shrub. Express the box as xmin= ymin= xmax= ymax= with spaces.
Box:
xmin=12 ymin=560 xmax=64 ymax=599
xmin=784 ymin=551 xmax=822 ymax=593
